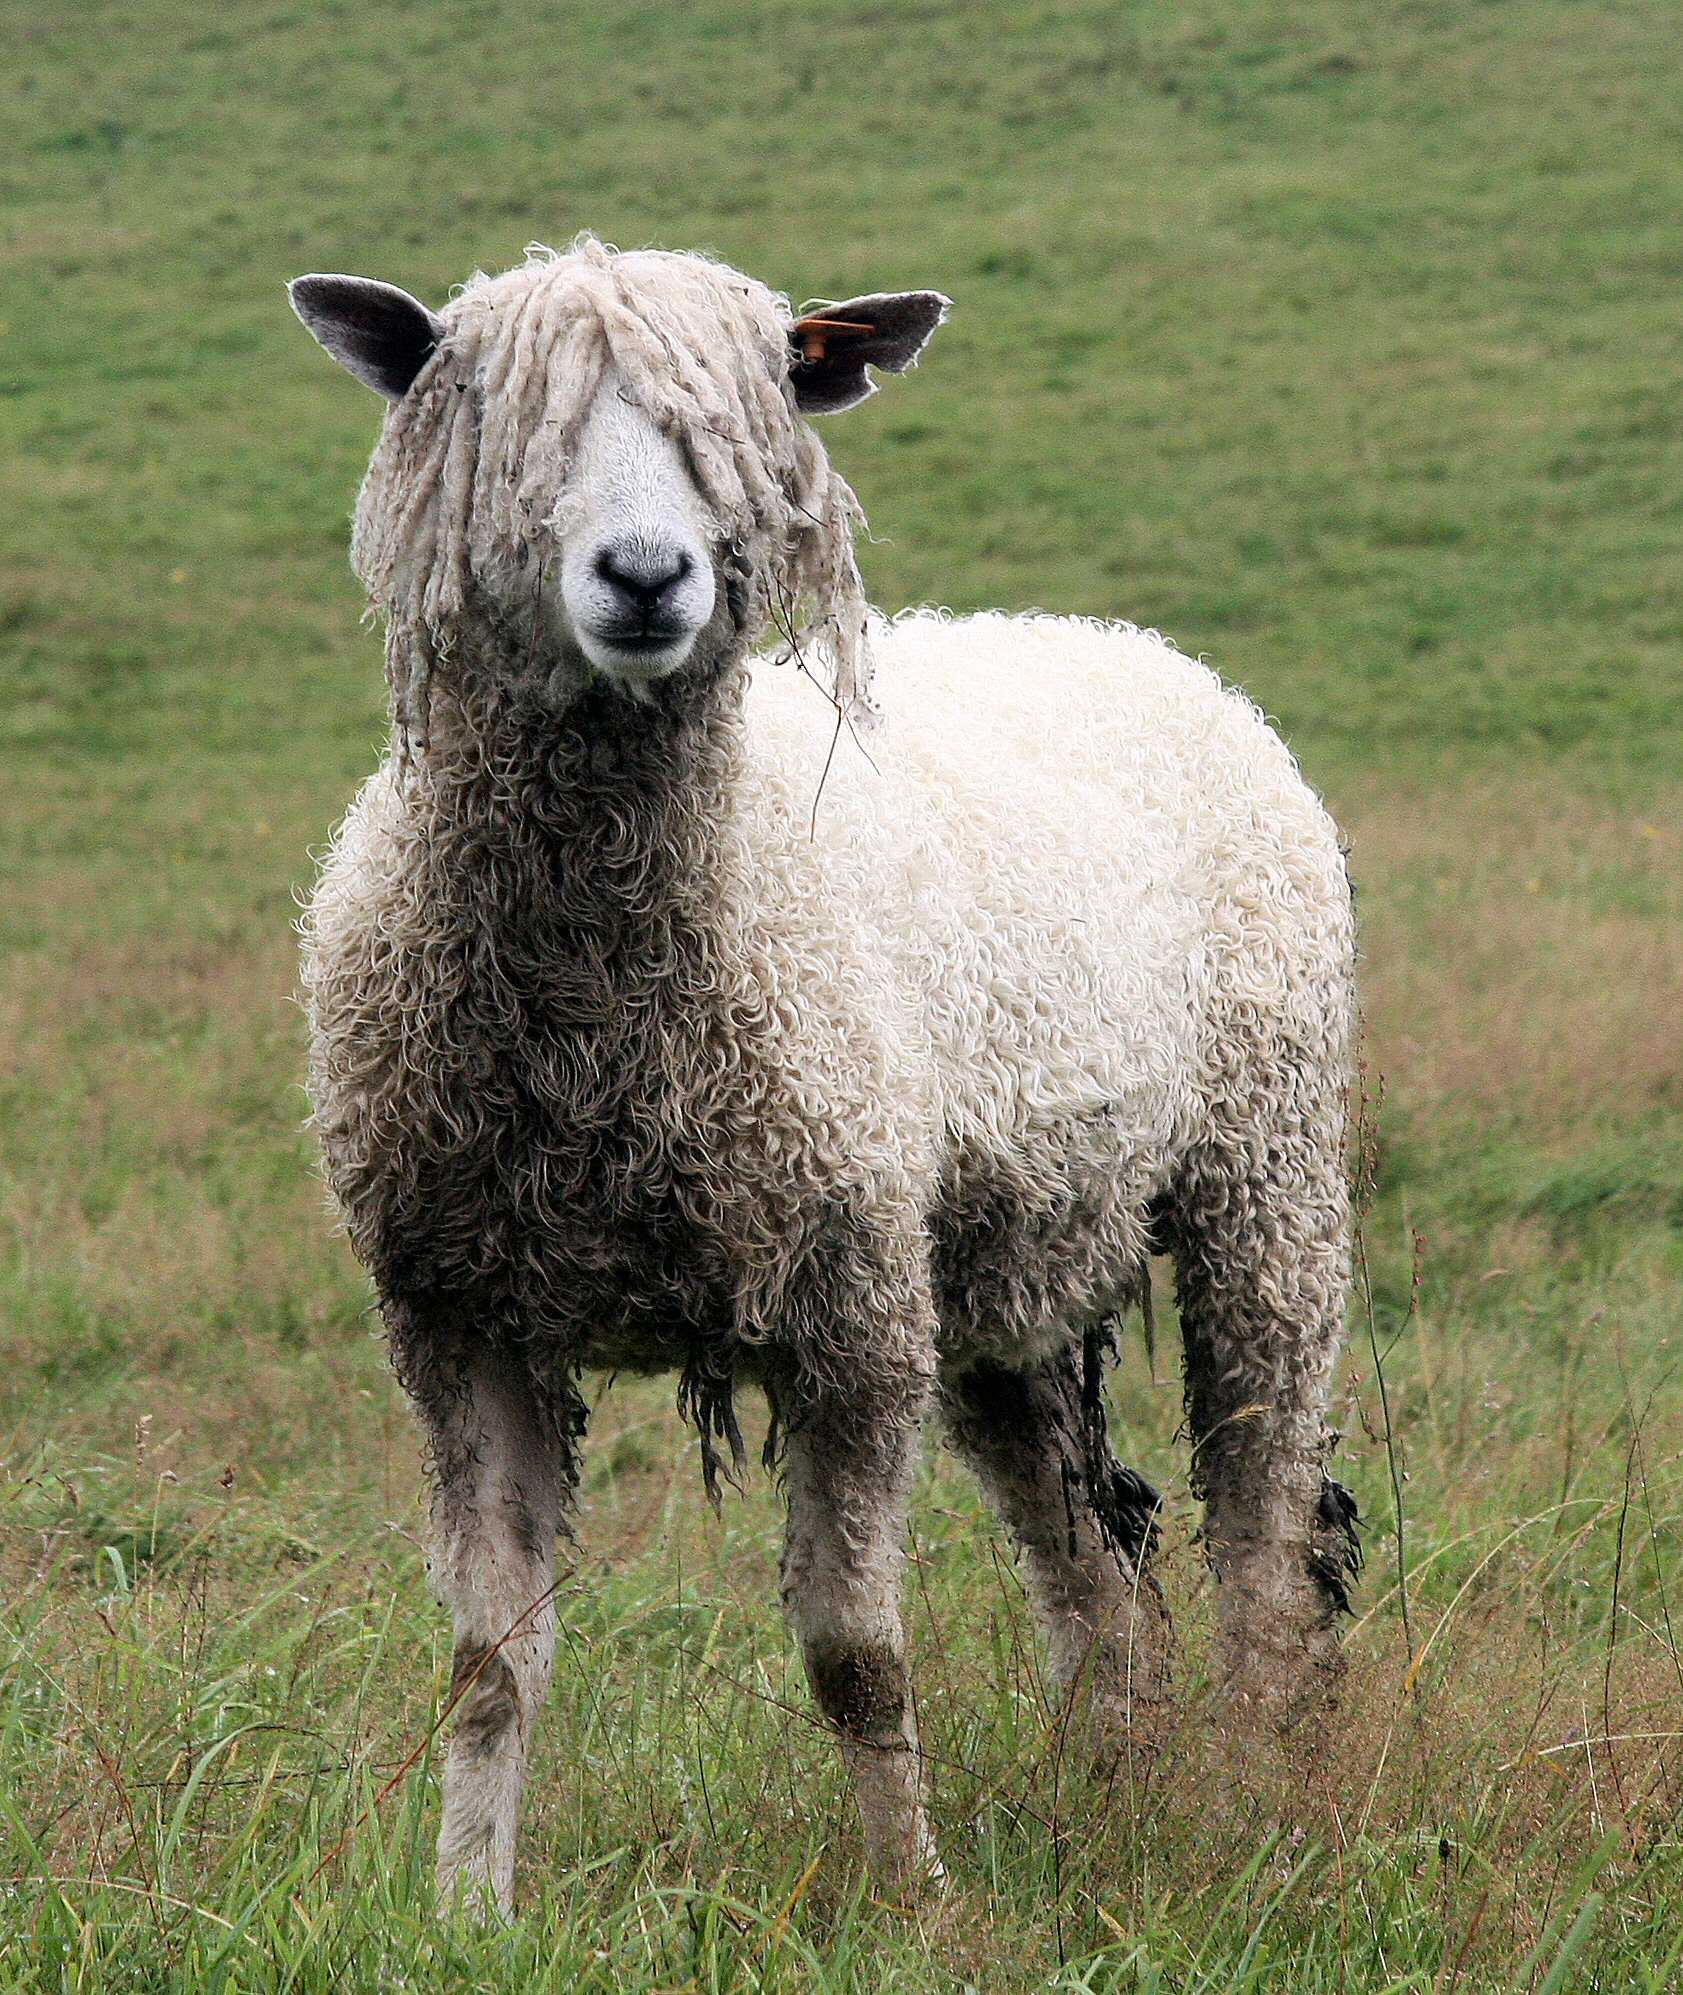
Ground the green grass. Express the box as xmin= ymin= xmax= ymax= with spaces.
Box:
xmin=3 ymin=0 xmax=1682 ymax=1986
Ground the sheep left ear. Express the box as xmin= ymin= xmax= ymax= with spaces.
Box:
xmin=288 ymin=274 xmax=446 ymax=401
xmin=788 ymin=291 xmax=951 ymax=414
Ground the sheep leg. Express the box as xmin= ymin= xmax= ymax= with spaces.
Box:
xmin=1167 ymin=1109 xmax=1359 ymax=1731
xmin=780 ymin=1381 xmax=939 ymax=1892
xmin=402 ymin=1318 xmax=575 ymax=1918
xmin=942 ymin=1351 xmax=1170 ymax=1742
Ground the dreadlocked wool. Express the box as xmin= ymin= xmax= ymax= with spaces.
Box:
xmin=350 ymin=237 xmax=873 ymax=752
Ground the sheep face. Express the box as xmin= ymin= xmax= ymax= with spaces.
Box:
xmin=538 ymin=372 xmax=724 ymax=696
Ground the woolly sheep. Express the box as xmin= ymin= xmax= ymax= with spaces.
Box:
xmin=288 ymin=237 xmax=1361 ymax=1915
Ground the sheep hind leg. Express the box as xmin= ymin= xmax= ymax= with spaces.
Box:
xmin=1165 ymin=1121 xmax=1361 ymax=1737
xmin=398 ymin=1312 xmax=580 ymax=1919
xmin=942 ymin=1348 xmax=1171 ymax=1753
xmin=779 ymin=1381 xmax=941 ymax=1893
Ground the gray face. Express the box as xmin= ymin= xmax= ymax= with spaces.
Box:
xmin=550 ymin=376 xmax=720 ymax=696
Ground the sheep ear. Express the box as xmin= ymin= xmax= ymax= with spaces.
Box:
xmin=288 ymin=274 xmax=446 ymax=401
xmin=788 ymin=291 xmax=951 ymax=414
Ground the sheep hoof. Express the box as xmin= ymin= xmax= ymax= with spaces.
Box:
xmin=872 ymin=1835 xmax=948 ymax=1909
xmin=436 ymin=1848 xmax=514 ymax=1926
xmin=1217 ymin=1625 xmax=1345 ymax=1736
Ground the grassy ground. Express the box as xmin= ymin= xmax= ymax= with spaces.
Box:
xmin=3 ymin=0 xmax=1681 ymax=1985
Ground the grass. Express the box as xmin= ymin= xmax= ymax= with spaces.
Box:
xmin=3 ymin=0 xmax=1681 ymax=1985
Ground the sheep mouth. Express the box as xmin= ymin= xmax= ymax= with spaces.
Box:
xmin=593 ymin=628 xmax=689 ymax=656
xmin=579 ymin=625 xmax=700 ymax=686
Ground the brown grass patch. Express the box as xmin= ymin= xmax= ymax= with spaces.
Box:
xmin=1337 ymin=772 xmax=1683 ymax=1132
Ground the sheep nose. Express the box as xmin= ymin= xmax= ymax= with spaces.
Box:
xmin=593 ymin=542 xmax=693 ymax=622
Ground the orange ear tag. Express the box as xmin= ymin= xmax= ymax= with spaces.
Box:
xmin=791 ymin=316 xmax=876 ymax=365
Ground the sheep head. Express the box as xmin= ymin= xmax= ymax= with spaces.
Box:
xmin=288 ymin=240 xmax=949 ymax=741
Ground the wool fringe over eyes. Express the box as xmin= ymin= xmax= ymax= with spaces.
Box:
xmin=348 ymin=235 xmax=876 ymax=754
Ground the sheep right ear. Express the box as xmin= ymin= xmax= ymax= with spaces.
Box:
xmin=788 ymin=290 xmax=951 ymax=414
xmin=288 ymin=275 xmax=446 ymax=401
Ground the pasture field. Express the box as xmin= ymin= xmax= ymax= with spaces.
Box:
xmin=3 ymin=0 xmax=1682 ymax=1986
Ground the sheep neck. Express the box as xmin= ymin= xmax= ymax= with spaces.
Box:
xmin=411 ymin=659 xmax=749 ymax=992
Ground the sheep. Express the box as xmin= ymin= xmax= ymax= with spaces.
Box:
xmin=287 ymin=235 xmax=1361 ymax=1916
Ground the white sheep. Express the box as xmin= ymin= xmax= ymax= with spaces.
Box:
xmin=289 ymin=237 xmax=1360 ymax=1915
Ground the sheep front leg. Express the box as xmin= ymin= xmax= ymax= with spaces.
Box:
xmin=780 ymin=1371 xmax=939 ymax=1892
xmin=398 ymin=1312 xmax=578 ymax=1919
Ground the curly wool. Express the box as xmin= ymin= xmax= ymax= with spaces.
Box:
xmin=350 ymin=237 xmax=874 ymax=752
